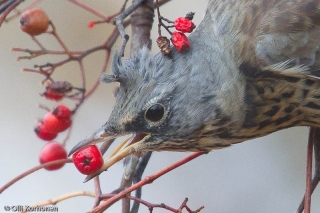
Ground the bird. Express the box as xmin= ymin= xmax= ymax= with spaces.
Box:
xmin=69 ymin=0 xmax=320 ymax=180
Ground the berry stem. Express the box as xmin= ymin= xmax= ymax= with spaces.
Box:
xmin=92 ymin=176 xmax=102 ymax=208
xmin=62 ymin=126 xmax=72 ymax=147
xmin=37 ymin=104 xmax=51 ymax=112
xmin=31 ymin=36 xmax=46 ymax=51
xmin=48 ymin=21 xmax=72 ymax=57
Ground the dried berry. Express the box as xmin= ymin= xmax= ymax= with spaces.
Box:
xmin=46 ymin=81 xmax=73 ymax=94
xmin=42 ymin=81 xmax=73 ymax=101
xmin=20 ymin=8 xmax=49 ymax=36
xmin=157 ymin=36 xmax=172 ymax=56
xmin=174 ymin=17 xmax=195 ymax=33
xmin=72 ymin=145 xmax=103 ymax=175
xmin=34 ymin=122 xmax=57 ymax=141
xmin=41 ymin=90 xmax=64 ymax=101
xmin=39 ymin=142 xmax=67 ymax=171
xmin=171 ymin=31 xmax=190 ymax=52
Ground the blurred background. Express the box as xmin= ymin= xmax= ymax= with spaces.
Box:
xmin=0 ymin=0 xmax=319 ymax=212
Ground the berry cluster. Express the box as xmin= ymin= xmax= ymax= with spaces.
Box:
xmin=34 ymin=104 xmax=103 ymax=173
xmin=34 ymin=105 xmax=71 ymax=170
xmin=157 ymin=12 xmax=195 ymax=55
xmin=171 ymin=16 xmax=195 ymax=52
xmin=19 ymin=8 xmax=104 ymax=175
xmin=34 ymin=105 xmax=72 ymax=141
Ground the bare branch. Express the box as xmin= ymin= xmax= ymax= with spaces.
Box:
xmin=19 ymin=191 xmax=95 ymax=213
xmin=94 ymin=152 xmax=206 ymax=213
xmin=0 ymin=159 xmax=73 ymax=194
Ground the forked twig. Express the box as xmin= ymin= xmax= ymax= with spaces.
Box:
xmin=93 ymin=152 xmax=206 ymax=213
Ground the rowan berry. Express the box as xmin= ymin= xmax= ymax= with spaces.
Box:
xmin=39 ymin=142 xmax=67 ymax=171
xmin=52 ymin=105 xmax=72 ymax=119
xmin=171 ymin=31 xmax=190 ymax=52
xmin=34 ymin=122 xmax=57 ymax=141
xmin=43 ymin=111 xmax=72 ymax=134
xmin=20 ymin=8 xmax=49 ymax=36
xmin=72 ymin=145 xmax=103 ymax=175
xmin=174 ymin=17 xmax=195 ymax=33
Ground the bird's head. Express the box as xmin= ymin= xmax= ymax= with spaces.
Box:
xmin=69 ymin=45 xmax=223 ymax=181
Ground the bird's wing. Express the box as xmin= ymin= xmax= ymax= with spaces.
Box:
xmin=223 ymin=0 xmax=320 ymax=77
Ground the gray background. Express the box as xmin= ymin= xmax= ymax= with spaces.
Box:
xmin=0 ymin=0 xmax=319 ymax=212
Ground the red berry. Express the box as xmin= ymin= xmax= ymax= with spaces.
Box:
xmin=72 ymin=145 xmax=103 ymax=175
xmin=52 ymin=105 xmax=71 ymax=119
xmin=88 ymin=21 xmax=95 ymax=29
xmin=41 ymin=90 xmax=64 ymax=101
xmin=174 ymin=17 xmax=195 ymax=33
xmin=43 ymin=112 xmax=72 ymax=134
xmin=39 ymin=142 xmax=67 ymax=171
xmin=171 ymin=31 xmax=190 ymax=52
xmin=34 ymin=122 xmax=57 ymax=141
xmin=20 ymin=8 xmax=49 ymax=36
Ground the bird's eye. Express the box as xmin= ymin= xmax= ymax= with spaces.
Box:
xmin=145 ymin=104 xmax=165 ymax=122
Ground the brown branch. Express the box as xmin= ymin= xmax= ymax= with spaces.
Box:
xmin=94 ymin=152 xmax=206 ymax=213
xmin=304 ymin=127 xmax=314 ymax=213
xmin=127 ymin=196 xmax=181 ymax=212
xmin=297 ymin=127 xmax=320 ymax=213
xmin=48 ymin=21 xmax=72 ymax=57
xmin=92 ymin=176 xmax=102 ymax=208
xmin=0 ymin=158 xmax=73 ymax=194
xmin=19 ymin=191 xmax=95 ymax=213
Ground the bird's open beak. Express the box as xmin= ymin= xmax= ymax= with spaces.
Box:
xmin=68 ymin=127 xmax=149 ymax=182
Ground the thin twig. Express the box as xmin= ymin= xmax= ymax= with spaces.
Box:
xmin=93 ymin=176 xmax=102 ymax=208
xmin=297 ymin=128 xmax=320 ymax=213
xmin=19 ymin=191 xmax=95 ymax=213
xmin=127 ymin=196 xmax=178 ymax=212
xmin=94 ymin=152 xmax=206 ymax=213
xmin=48 ymin=21 xmax=72 ymax=57
xmin=68 ymin=0 xmax=108 ymax=20
xmin=130 ymin=152 xmax=152 ymax=213
xmin=113 ymin=0 xmax=146 ymax=57
xmin=304 ymin=127 xmax=314 ymax=213
xmin=0 ymin=159 xmax=73 ymax=194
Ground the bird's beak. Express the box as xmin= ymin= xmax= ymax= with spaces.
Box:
xmin=68 ymin=127 xmax=149 ymax=182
